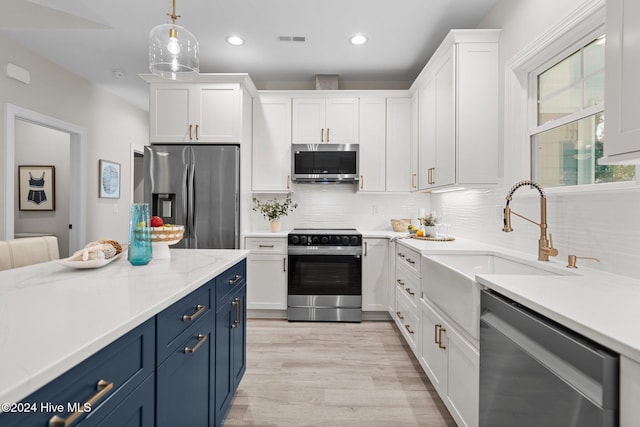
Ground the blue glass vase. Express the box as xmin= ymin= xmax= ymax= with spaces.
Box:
xmin=128 ymin=203 xmax=152 ymax=266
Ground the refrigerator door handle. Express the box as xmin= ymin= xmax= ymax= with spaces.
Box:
xmin=187 ymin=160 xmax=196 ymax=248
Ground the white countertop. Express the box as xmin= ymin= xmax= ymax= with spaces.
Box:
xmin=0 ymin=249 xmax=249 ymax=406
xmin=395 ymin=236 xmax=640 ymax=363
xmin=243 ymin=229 xmax=406 ymax=239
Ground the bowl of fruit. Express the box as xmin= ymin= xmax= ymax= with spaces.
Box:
xmin=149 ymin=216 xmax=184 ymax=259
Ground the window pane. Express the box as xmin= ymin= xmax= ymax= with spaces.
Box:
xmin=538 ymin=82 xmax=582 ymax=125
xmin=583 ymin=36 xmax=605 ymax=76
xmin=584 ymin=73 xmax=604 ymax=107
xmin=538 ymin=51 xmax=581 ymax=100
xmin=532 ymin=113 xmax=635 ymax=187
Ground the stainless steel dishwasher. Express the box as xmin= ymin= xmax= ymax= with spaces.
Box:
xmin=480 ymin=290 xmax=619 ymax=427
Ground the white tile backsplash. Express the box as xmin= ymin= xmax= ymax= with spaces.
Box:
xmin=431 ymin=186 xmax=640 ymax=279
xmin=250 ymin=184 xmax=429 ymax=232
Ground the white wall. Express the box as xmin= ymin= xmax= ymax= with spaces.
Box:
xmin=250 ymin=185 xmax=428 ymax=232
xmin=14 ymin=121 xmax=71 ymax=256
xmin=1 ymin=35 xmax=149 ymax=246
xmin=431 ymin=0 xmax=640 ymax=279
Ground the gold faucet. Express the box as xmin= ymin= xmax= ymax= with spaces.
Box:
xmin=502 ymin=180 xmax=558 ymax=261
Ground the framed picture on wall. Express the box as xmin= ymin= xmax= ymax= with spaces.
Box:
xmin=99 ymin=159 xmax=121 ymax=199
xmin=18 ymin=165 xmax=56 ymax=211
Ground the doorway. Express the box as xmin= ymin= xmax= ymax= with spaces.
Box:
xmin=4 ymin=104 xmax=86 ymax=254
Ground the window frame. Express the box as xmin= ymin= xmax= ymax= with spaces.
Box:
xmin=526 ymin=24 xmax=638 ymax=193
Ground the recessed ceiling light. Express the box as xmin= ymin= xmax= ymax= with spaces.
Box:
xmin=226 ymin=35 xmax=245 ymax=46
xmin=349 ymin=34 xmax=367 ymax=45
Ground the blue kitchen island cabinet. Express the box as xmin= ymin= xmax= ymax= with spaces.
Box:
xmin=0 ymin=252 xmax=248 ymax=427
xmin=0 ymin=319 xmax=156 ymax=427
xmin=157 ymin=284 xmax=214 ymax=427
xmin=215 ymin=262 xmax=247 ymax=426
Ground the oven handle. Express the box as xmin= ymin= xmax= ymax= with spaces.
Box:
xmin=288 ymin=247 xmax=363 ymax=256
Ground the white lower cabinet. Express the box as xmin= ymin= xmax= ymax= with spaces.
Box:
xmin=245 ymin=237 xmax=287 ymax=310
xmin=362 ymin=238 xmax=388 ymax=311
xmin=396 ymin=290 xmax=419 ymax=353
xmin=621 ymin=356 xmax=640 ymax=427
xmin=420 ymin=299 xmax=479 ymax=427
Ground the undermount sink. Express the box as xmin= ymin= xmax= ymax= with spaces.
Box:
xmin=427 ymin=253 xmax=574 ymax=278
xmin=422 ymin=252 xmax=576 ymax=340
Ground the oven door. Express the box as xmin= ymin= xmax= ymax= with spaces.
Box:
xmin=288 ymin=251 xmax=362 ymax=296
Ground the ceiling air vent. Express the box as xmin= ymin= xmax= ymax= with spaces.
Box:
xmin=277 ymin=35 xmax=306 ymax=43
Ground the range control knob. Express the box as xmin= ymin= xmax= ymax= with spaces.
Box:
xmin=350 ymin=236 xmax=359 ymax=245
xmin=312 ymin=236 xmax=320 ymax=244
xmin=342 ymin=236 xmax=350 ymax=245
xmin=290 ymin=235 xmax=300 ymax=245
xmin=300 ymin=236 xmax=308 ymax=245
xmin=321 ymin=236 xmax=329 ymax=244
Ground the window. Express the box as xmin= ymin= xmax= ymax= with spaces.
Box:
xmin=530 ymin=34 xmax=635 ymax=188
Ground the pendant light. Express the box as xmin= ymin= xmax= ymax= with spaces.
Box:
xmin=148 ymin=0 xmax=199 ymax=80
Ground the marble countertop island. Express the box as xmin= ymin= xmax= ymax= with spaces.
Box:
xmin=0 ymin=249 xmax=249 ymax=407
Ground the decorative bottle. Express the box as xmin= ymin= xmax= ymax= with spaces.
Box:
xmin=128 ymin=203 xmax=152 ymax=265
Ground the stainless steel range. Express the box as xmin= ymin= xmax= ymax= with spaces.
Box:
xmin=287 ymin=228 xmax=362 ymax=322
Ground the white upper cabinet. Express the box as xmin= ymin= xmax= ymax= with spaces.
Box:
xmin=358 ymin=97 xmax=386 ymax=192
xmin=149 ymin=84 xmax=241 ymax=143
xmin=410 ymin=93 xmax=420 ymax=191
xmin=386 ymin=98 xmax=412 ymax=192
xmin=143 ymin=74 xmax=256 ymax=144
xmin=292 ymin=98 xmax=358 ymax=144
xmin=413 ymin=30 xmax=500 ymax=190
xmin=600 ymin=0 xmax=640 ymax=163
xmin=252 ymin=96 xmax=292 ymax=192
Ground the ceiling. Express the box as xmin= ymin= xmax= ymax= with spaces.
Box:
xmin=1 ymin=0 xmax=498 ymax=111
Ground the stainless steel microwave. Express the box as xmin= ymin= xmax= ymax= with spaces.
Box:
xmin=291 ymin=144 xmax=359 ymax=183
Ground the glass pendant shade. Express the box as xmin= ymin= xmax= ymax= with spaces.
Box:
xmin=149 ymin=23 xmax=199 ymax=80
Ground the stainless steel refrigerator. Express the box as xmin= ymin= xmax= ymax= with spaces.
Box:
xmin=144 ymin=145 xmax=240 ymax=249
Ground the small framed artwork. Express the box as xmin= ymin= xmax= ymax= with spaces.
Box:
xmin=99 ymin=159 xmax=121 ymax=199
xmin=18 ymin=165 xmax=56 ymax=211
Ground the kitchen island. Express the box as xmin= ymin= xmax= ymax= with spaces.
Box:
xmin=0 ymin=249 xmax=249 ymax=426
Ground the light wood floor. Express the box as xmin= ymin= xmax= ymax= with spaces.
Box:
xmin=225 ymin=319 xmax=456 ymax=427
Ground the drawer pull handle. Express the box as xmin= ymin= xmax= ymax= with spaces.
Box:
xmin=396 ymin=311 xmax=404 ymax=320
xmin=182 ymin=304 xmax=205 ymax=321
xmin=405 ymin=324 xmax=414 ymax=334
xmin=406 ymin=258 xmax=415 ymax=265
xmin=48 ymin=379 xmax=114 ymax=426
xmin=258 ymin=244 xmax=275 ymax=248
xmin=438 ymin=327 xmax=447 ymax=349
xmin=434 ymin=323 xmax=441 ymax=344
xmin=231 ymin=297 xmax=242 ymax=328
xmin=229 ymin=274 xmax=243 ymax=285
xmin=184 ymin=334 xmax=207 ymax=354
xmin=405 ymin=288 xmax=415 ymax=296
xmin=396 ymin=279 xmax=405 ymax=286
xmin=195 ymin=124 xmax=199 ymax=140
xmin=398 ymin=252 xmax=405 ymax=258
xmin=189 ymin=124 xmax=193 ymax=140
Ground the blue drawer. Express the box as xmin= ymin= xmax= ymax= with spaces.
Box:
xmin=215 ymin=260 xmax=246 ymax=308
xmin=157 ymin=283 xmax=212 ymax=363
xmin=1 ymin=319 xmax=155 ymax=427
